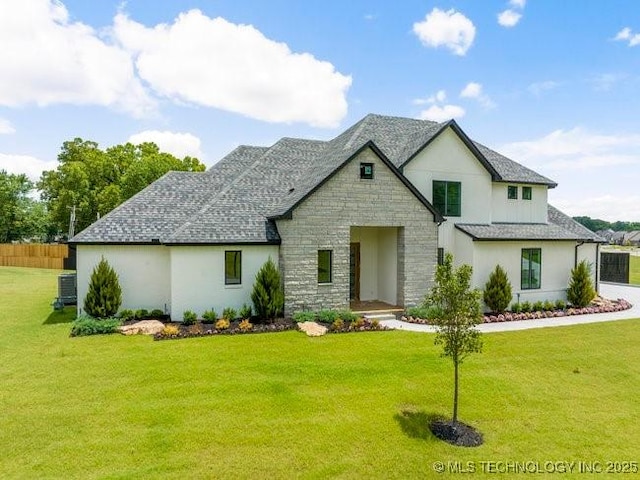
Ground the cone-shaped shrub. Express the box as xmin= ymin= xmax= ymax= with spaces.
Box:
xmin=567 ymin=260 xmax=596 ymax=308
xmin=83 ymin=257 xmax=122 ymax=318
xmin=251 ymin=257 xmax=284 ymax=322
xmin=483 ymin=264 xmax=512 ymax=313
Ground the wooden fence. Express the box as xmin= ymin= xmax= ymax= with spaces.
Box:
xmin=0 ymin=244 xmax=69 ymax=269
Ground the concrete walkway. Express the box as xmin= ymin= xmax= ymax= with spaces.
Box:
xmin=380 ymin=283 xmax=640 ymax=333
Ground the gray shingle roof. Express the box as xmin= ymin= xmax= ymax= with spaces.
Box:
xmin=455 ymin=205 xmax=605 ymax=242
xmin=71 ymin=113 xmax=564 ymax=245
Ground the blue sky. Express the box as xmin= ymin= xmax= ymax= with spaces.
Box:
xmin=0 ymin=0 xmax=639 ymax=221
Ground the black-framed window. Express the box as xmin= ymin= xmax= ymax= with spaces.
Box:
xmin=318 ymin=250 xmax=332 ymax=284
xmin=225 ymin=250 xmax=242 ymax=285
xmin=360 ymin=163 xmax=374 ymax=179
xmin=433 ymin=180 xmax=461 ymax=217
xmin=522 ymin=186 xmax=532 ymax=200
xmin=437 ymin=248 xmax=445 ymax=266
xmin=508 ymin=185 xmax=518 ymax=199
xmin=521 ymin=248 xmax=541 ymax=289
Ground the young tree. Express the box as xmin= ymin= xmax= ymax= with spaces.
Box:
xmin=84 ymin=257 xmax=122 ymax=318
xmin=483 ymin=264 xmax=512 ymax=313
xmin=567 ymin=260 xmax=596 ymax=308
xmin=425 ymin=253 xmax=482 ymax=424
xmin=251 ymin=258 xmax=284 ymax=322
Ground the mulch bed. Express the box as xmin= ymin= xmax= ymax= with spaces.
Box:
xmin=429 ymin=419 xmax=484 ymax=447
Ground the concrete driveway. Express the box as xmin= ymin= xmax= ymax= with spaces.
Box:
xmin=381 ymin=282 xmax=640 ymax=333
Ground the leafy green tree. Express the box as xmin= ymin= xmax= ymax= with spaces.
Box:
xmin=567 ymin=260 xmax=596 ymax=308
xmin=425 ymin=253 xmax=483 ymax=424
xmin=251 ymin=258 xmax=284 ymax=322
xmin=38 ymin=138 xmax=205 ymax=236
xmin=83 ymin=257 xmax=122 ymax=318
xmin=483 ymin=264 xmax=512 ymax=313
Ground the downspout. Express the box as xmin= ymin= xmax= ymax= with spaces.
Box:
xmin=574 ymin=241 xmax=585 ymax=267
xmin=595 ymin=242 xmax=600 ymax=294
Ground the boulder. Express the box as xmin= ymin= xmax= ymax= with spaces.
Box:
xmin=118 ymin=320 xmax=165 ymax=336
xmin=297 ymin=321 xmax=328 ymax=337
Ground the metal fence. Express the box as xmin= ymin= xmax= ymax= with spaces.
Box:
xmin=599 ymin=251 xmax=629 ymax=284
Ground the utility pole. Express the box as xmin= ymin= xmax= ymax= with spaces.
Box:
xmin=68 ymin=205 xmax=76 ymax=239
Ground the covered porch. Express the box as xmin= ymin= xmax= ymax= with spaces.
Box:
xmin=349 ymin=226 xmax=403 ymax=310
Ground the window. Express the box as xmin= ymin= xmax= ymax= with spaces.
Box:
xmin=522 ymin=186 xmax=532 ymax=200
xmin=437 ymin=248 xmax=445 ymax=266
xmin=521 ymin=248 xmax=541 ymax=289
xmin=225 ymin=251 xmax=242 ymax=285
xmin=508 ymin=185 xmax=518 ymax=199
xmin=432 ymin=181 xmax=461 ymax=217
xmin=318 ymin=250 xmax=333 ymax=284
xmin=360 ymin=163 xmax=374 ymax=179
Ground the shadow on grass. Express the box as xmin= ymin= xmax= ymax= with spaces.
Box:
xmin=394 ymin=407 xmax=446 ymax=442
xmin=43 ymin=306 xmax=76 ymax=325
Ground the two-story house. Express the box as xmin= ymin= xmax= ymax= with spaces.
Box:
xmin=71 ymin=114 xmax=602 ymax=318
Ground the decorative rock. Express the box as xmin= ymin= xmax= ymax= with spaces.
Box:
xmin=119 ymin=320 xmax=165 ymax=336
xmin=297 ymin=321 xmax=328 ymax=337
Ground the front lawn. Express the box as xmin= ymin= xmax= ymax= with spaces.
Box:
xmin=1 ymin=266 xmax=639 ymax=479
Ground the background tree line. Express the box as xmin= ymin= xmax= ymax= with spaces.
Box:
xmin=1 ymin=138 xmax=205 ymax=242
xmin=572 ymin=216 xmax=640 ymax=233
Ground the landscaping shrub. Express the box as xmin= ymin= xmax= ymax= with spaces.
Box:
xmin=215 ymin=318 xmax=230 ymax=330
xmin=134 ymin=309 xmax=149 ymax=320
xmin=520 ymin=301 xmax=532 ymax=313
xmin=161 ymin=325 xmax=179 ymax=336
xmin=239 ymin=303 xmax=252 ymax=320
xmin=182 ymin=310 xmax=197 ymax=325
xmin=337 ymin=310 xmax=358 ymax=322
xmin=555 ymin=299 xmax=567 ymax=310
xmin=510 ymin=303 xmax=522 ymax=313
xmin=202 ymin=309 xmax=217 ymax=324
xmin=567 ymin=260 xmax=596 ymax=308
xmin=83 ymin=257 xmax=122 ymax=318
xmin=118 ymin=309 xmax=135 ymax=321
xmin=317 ymin=309 xmax=339 ymax=323
xmin=483 ymin=265 xmax=512 ymax=313
xmin=292 ymin=311 xmax=316 ymax=323
xmin=222 ymin=307 xmax=237 ymax=321
xmin=330 ymin=318 xmax=344 ymax=331
xmin=406 ymin=305 xmax=442 ymax=320
xmin=70 ymin=315 xmax=122 ymax=337
xmin=349 ymin=317 xmax=365 ymax=330
xmin=251 ymin=258 xmax=284 ymax=322
xmin=150 ymin=308 xmax=164 ymax=318
xmin=543 ymin=300 xmax=555 ymax=311
xmin=238 ymin=319 xmax=253 ymax=332
xmin=533 ymin=301 xmax=544 ymax=312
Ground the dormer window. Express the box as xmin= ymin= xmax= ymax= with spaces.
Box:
xmin=360 ymin=163 xmax=374 ymax=179
xmin=507 ymin=185 xmax=518 ymax=199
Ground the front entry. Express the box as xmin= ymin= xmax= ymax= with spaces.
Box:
xmin=349 ymin=242 xmax=360 ymax=301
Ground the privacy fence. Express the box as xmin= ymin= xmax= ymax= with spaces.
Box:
xmin=0 ymin=244 xmax=72 ymax=269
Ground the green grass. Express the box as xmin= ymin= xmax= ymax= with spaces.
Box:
xmin=2 ymin=266 xmax=640 ymax=479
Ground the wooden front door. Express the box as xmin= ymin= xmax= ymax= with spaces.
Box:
xmin=350 ymin=243 xmax=360 ymax=301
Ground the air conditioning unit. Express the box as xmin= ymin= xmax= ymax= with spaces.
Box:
xmin=55 ymin=273 xmax=77 ymax=309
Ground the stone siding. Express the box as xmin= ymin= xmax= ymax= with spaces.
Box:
xmin=276 ymin=147 xmax=438 ymax=316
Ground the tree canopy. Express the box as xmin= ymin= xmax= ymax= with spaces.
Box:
xmin=38 ymin=138 xmax=206 ymax=236
xmin=573 ymin=216 xmax=640 ymax=233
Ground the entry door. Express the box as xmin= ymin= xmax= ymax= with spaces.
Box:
xmin=350 ymin=243 xmax=361 ymax=301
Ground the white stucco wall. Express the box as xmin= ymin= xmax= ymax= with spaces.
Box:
xmin=170 ymin=245 xmax=279 ymax=320
xmin=76 ymin=245 xmax=171 ymax=315
xmin=576 ymin=242 xmax=600 ymax=290
xmin=491 ymin=183 xmax=548 ymax=223
xmin=471 ymin=240 xmax=580 ymax=304
xmin=403 ymin=127 xmax=493 ymax=228
xmin=378 ymin=228 xmax=398 ymax=305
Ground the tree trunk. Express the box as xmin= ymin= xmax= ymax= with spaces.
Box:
xmin=453 ymin=359 xmax=459 ymax=424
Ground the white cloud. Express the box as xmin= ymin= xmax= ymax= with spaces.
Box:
xmin=551 ymin=195 xmax=640 ymax=223
xmin=418 ymin=104 xmax=465 ymax=122
xmin=0 ymin=152 xmax=57 ymax=181
xmin=497 ymin=10 xmax=522 ymax=27
xmin=413 ymin=8 xmax=476 ymax=56
xmin=364 ymin=14 xmax=377 ymax=21
xmin=113 ymin=10 xmax=352 ymax=128
xmin=459 ymin=82 xmax=495 ymax=108
xmin=0 ymin=118 xmax=15 ymax=134
xmin=590 ymin=73 xmax=627 ymax=92
xmin=128 ymin=130 xmax=203 ymax=159
xmin=613 ymin=27 xmax=640 ymax=46
xmin=500 ymin=127 xmax=640 ymax=171
xmin=413 ymin=89 xmax=447 ymax=105
xmin=528 ymin=80 xmax=560 ymax=96
xmin=510 ymin=0 xmax=526 ymax=8
xmin=0 ymin=0 xmax=155 ymax=117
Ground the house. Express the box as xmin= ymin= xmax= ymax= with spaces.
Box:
xmin=71 ymin=114 xmax=603 ymax=318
